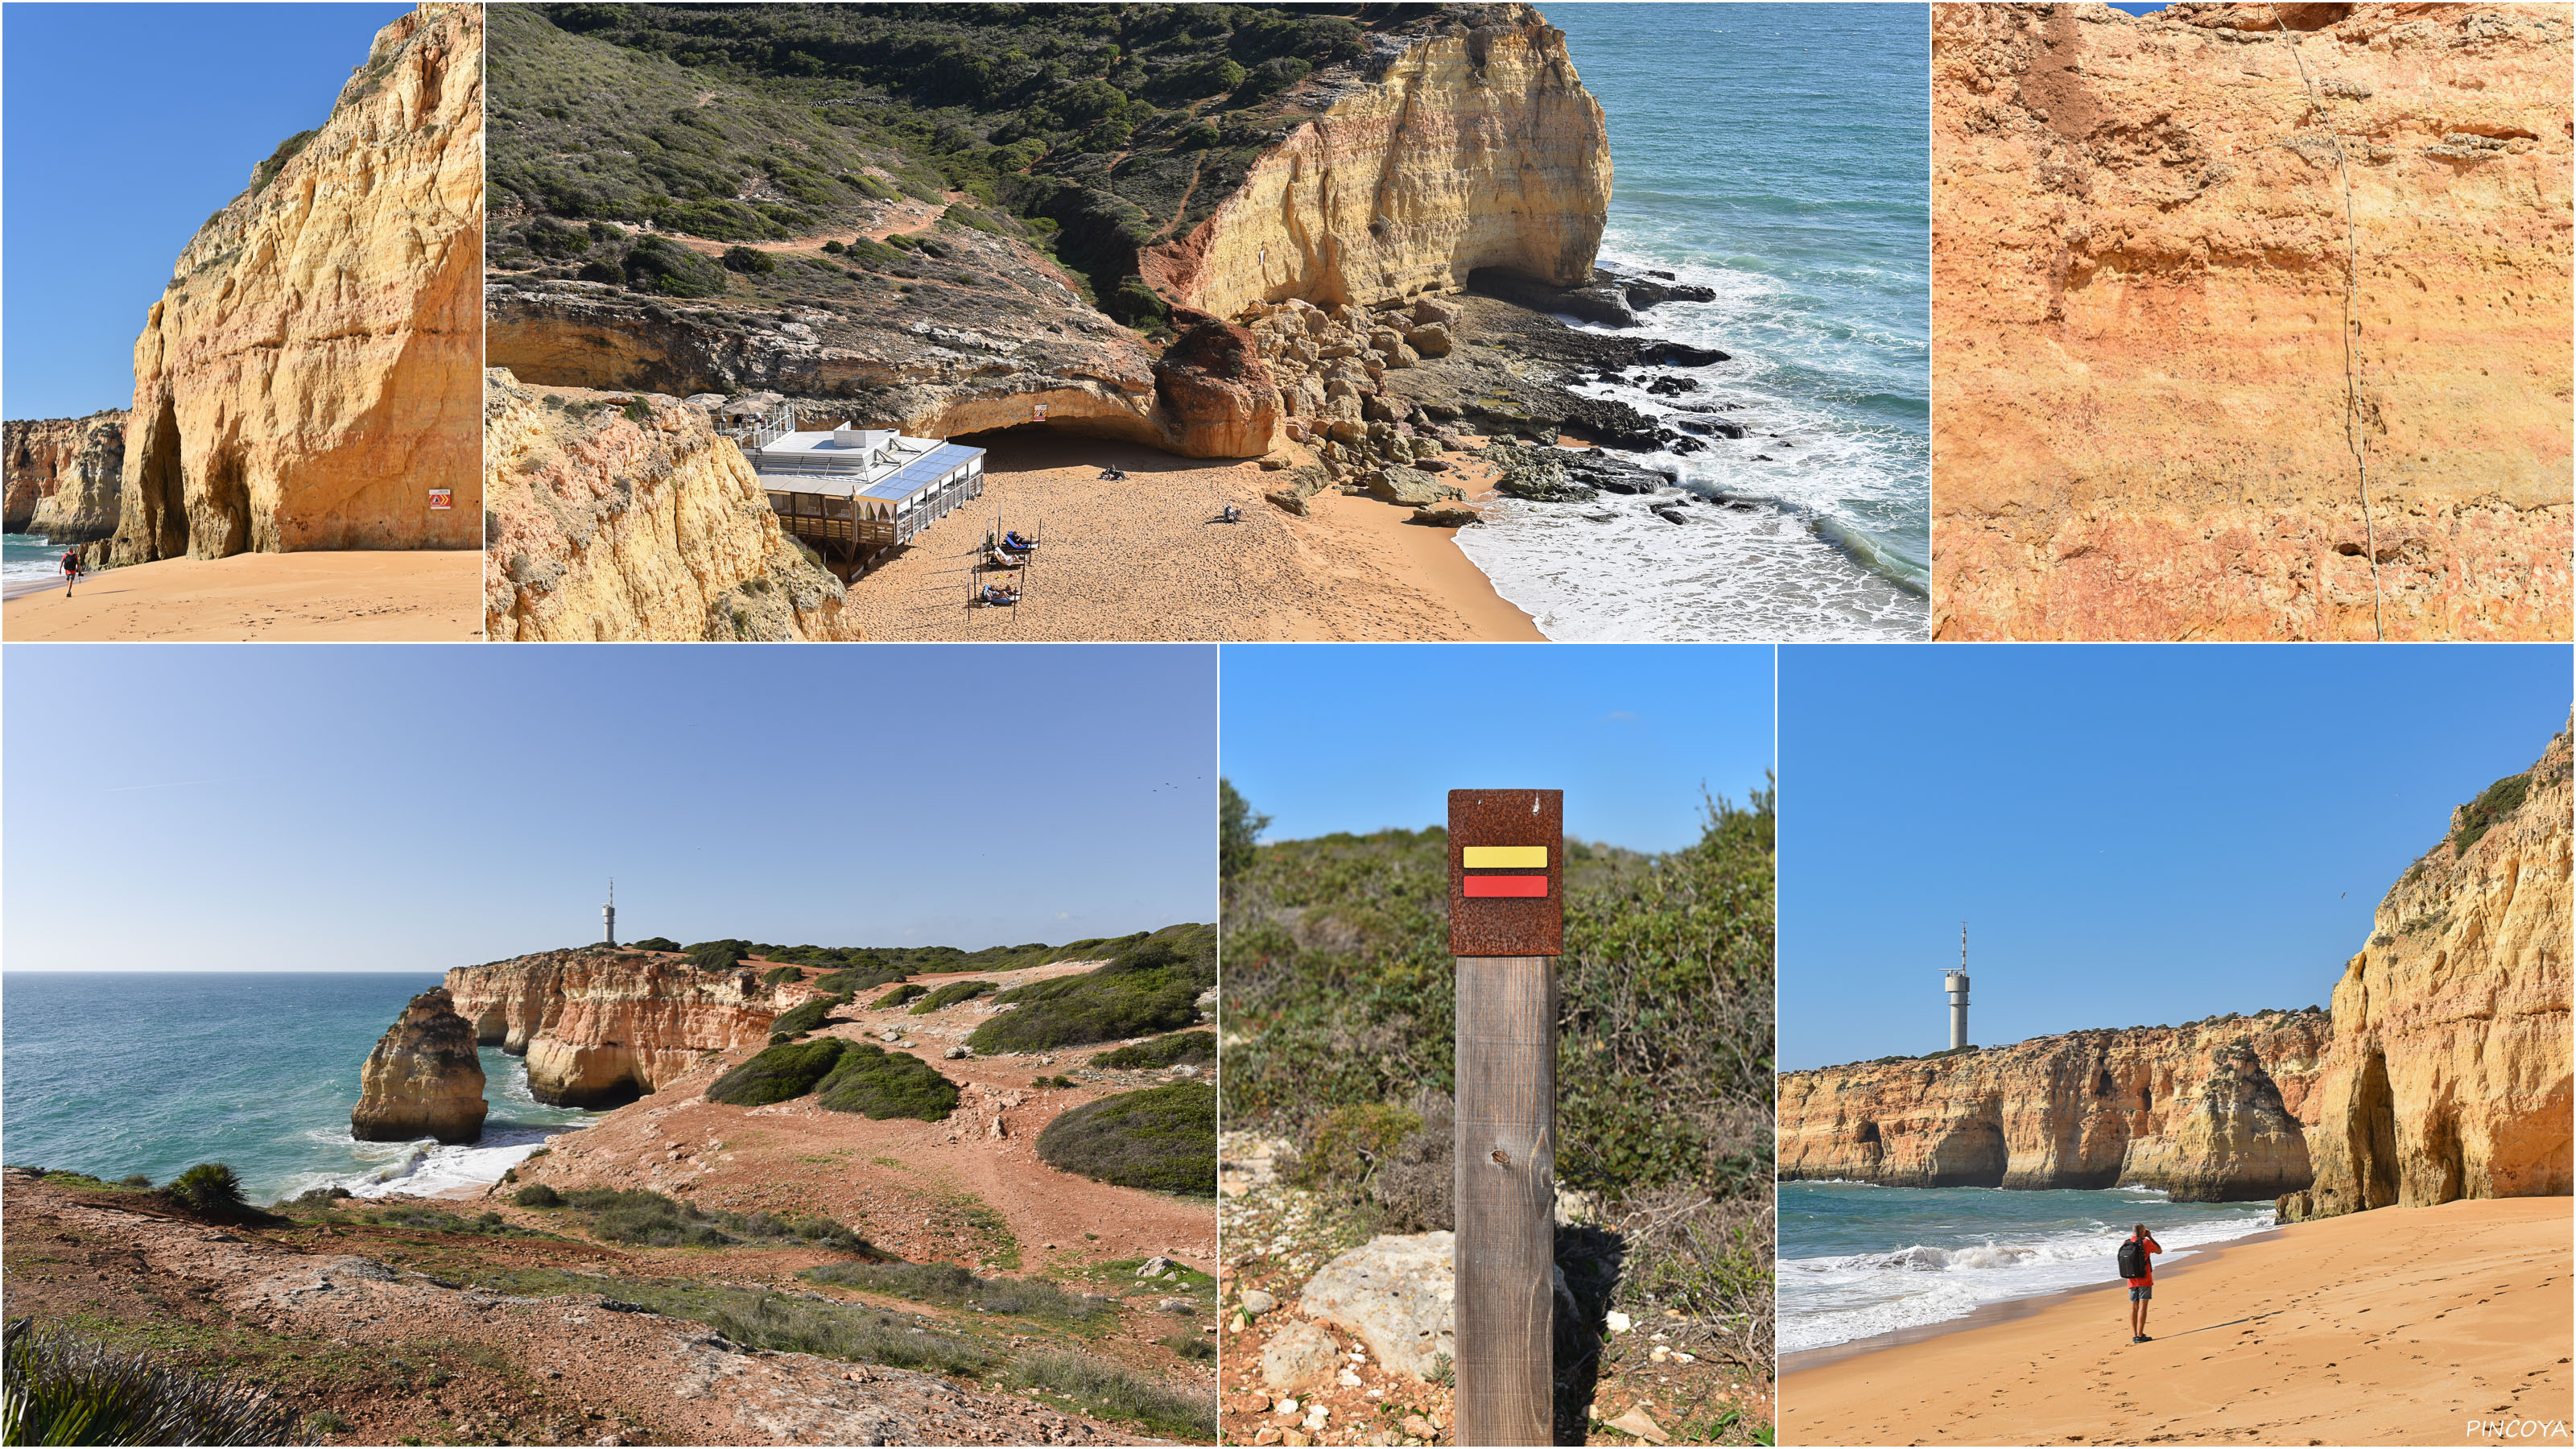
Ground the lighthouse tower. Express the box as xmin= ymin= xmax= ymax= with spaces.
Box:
xmin=602 ymin=880 xmax=617 ymax=947
xmin=1942 ymin=922 xmax=1970 ymax=1050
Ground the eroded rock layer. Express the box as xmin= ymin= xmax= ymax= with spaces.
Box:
xmin=1140 ymin=3 xmax=1609 ymax=317
xmin=109 ymin=2 xmax=481 ymax=564
xmin=2281 ymin=725 xmax=2574 ymax=1220
xmin=1930 ymin=2 xmax=2572 ymax=640
xmin=351 ymin=988 xmax=488 ymax=1145
xmin=4 ymin=413 xmax=127 ymax=542
xmin=446 ymin=948 xmax=791 ymax=1108
xmin=483 ymin=369 xmax=859 ymax=641
xmin=1777 ymin=1011 xmax=2334 ymax=1201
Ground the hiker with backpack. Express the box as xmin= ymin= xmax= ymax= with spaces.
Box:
xmin=2119 ymin=1224 xmax=2164 ymax=1344
xmin=58 ymin=548 xmax=81 ymax=597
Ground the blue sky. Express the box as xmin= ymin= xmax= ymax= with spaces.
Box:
xmin=3 ymin=646 xmax=1217 ymax=972
xmin=1220 ymin=644 xmax=1773 ymax=852
xmin=1779 ymin=644 xmax=2570 ymax=1070
xmin=2 ymin=3 xmax=410 ymax=420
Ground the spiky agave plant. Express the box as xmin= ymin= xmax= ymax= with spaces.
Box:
xmin=2 ymin=1318 xmax=307 ymax=1445
xmin=164 ymin=1163 xmax=249 ymax=1220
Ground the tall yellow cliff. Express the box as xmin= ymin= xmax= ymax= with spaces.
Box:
xmin=1778 ymin=1012 xmax=2334 ymax=1201
xmin=112 ymin=2 xmax=481 ymax=564
xmin=1142 ymin=3 xmax=1611 ymax=319
xmin=446 ymin=948 xmax=795 ymax=1109
xmin=2281 ymin=725 xmax=2574 ymax=1220
xmin=1930 ymin=2 xmax=2571 ymax=641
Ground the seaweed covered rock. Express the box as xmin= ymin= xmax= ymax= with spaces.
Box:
xmin=352 ymin=988 xmax=488 ymax=1145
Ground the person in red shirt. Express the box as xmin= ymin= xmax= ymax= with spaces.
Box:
xmin=2124 ymin=1224 xmax=2164 ymax=1344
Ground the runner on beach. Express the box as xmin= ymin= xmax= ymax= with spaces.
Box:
xmin=2120 ymin=1223 xmax=2163 ymax=1344
xmin=59 ymin=548 xmax=82 ymax=597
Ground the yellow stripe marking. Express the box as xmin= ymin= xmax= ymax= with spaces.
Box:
xmin=1462 ymin=845 xmax=1549 ymax=869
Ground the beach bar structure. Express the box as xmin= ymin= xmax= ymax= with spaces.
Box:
xmin=737 ymin=411 xmax=986 ymax=564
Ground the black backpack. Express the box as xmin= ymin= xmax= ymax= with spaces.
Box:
xmin=2116 ymin=1237 xmax=2148 ymax=1279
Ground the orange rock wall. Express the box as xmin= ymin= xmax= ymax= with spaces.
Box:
xmin=1930 ymin=2 xmax=2571 ymax=640
xmin=447 ymin=949 xmax=791 ymax=1108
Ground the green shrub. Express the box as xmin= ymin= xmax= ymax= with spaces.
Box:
xmin=706 ymin=1038 xmax=848 ymax=1105
xmin=1035 ymin=1083 xmax=1215 ymax=1195
xmin=1092 ymin=1030 xmax=1216 ymax=1070
xmin=1161 ymin=1331 xmax=1218 ymax=1361
xmin=1292 ymin=1103 xmax=1420 ymax=1191
xmin=1 ymin=1319 xmax=302 ymax=1446
xmin=632 ymin=936 xmax=683 ymax=952
xmin=2453 ymin=769 xmax=2533 ymax=856
xmin=873 ymin=983 xmax=928 ymax=1009
xmin=815 ymin=967 xmax=907 ymax=994
xmin=623 ymin=237 xmax=726 ymax=299
xmin=524 ymin=216 xmax=593 ymax=258
xmin=968 ymin=925 xmax=1213 ymax=1054
xmin=720 ymin=245 xmax=777 ymax=275
xmin=770 ymin=997 xmax=843 ymax=1037
xmin=800 ymin=1261 xmax=1112 ymax=1322
xmin=815 ymin=1045 xmax=959 ymax=1121
xmin=250 ymin=128 xmax=320 ymax=196
xmin=822 ymin=239 xmax=846 ymax=254
xmin=762 ymin=965 xmax=803 ymax=988
xmin=165 ymin=1163 xmax=250 ymax=1220
xmin=514 ymin=1183 xmax=564 ymax=1208
xmin=908 ymin=980 xmax=1000 ymax=1014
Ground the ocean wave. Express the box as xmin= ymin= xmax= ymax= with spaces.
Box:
xmin=278 ymin=1119 xmax=592 ymax=1202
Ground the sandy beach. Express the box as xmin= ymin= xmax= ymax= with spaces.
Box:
xmin=835 ymin=430 xmax=1542 ymax=642
xmin=2 ymin=551 xmax=482 ymax=641
xmin=1781 ymin=1196 xmax=2573 ymax=1446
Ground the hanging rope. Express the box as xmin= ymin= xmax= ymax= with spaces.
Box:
xmin=2274 ymin=7 xmax=2386 ymax=640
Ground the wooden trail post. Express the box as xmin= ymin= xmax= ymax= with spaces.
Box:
xmin=1448 ymin=788 xmax=1561 ymax=1448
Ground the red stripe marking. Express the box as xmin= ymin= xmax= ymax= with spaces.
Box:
xmin=1463 ymin=875 xmax=1549 ymax=898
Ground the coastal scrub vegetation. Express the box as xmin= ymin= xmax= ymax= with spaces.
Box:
xmin=707 ymin=1038 xmax=850 ymax=1104
xmin=769 ymin=995 xmax=845 ymax=1038
xmin=487 ymin=2 xmax=1385 ymax=332
xmin=907 ymin=979 xmax=1001 ymax=1013
xmin=523 ymin=1185 xmax=873 ymax=1253
xmin=873 ymin=982 xmax=929 ymax=1009
xmin=812 ymin=965 xmax=908 ymax=993
xmin=683 ymin=937 xmax=753 ymax=971
xmin=1092 ymin=1029 xmax=1216 ymax=1069
xmin=968 ymin=924 xmax=1215 ymax=1054
xmin=1 ymin=1319 xmax=303 ymax=1447
xmin=815 ymin=1044 xmax=961 ymax=1121
xmin=799 ymin=1261 xmax=1114 ymax=1324
xmin=631 ymin=935 xmax=683 ymax=952
xmin=2452 ymin=767 xmax=2533 ymax=856
xmin=1034 ymin=1083 xmax=1216 ymax=1195
xmin=1221 ymin=785 xmax=1779 ymax=1385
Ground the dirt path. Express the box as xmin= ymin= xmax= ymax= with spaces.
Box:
xmin=652 ymin=187 xmax=962 ymax=258
xmin=2 ymin=1172 xmax=1133 ymax=1446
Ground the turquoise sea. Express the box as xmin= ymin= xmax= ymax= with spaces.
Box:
xmin=1460 ymin=2 xmax=1931 ymax=641
xmin=1778 ymin=1182 xmax=2281 ymax=1353
xmin=4 ymin=532 xmax=68 ymax=584
xmin=2 ymin=972 xmax=596 ymax=1203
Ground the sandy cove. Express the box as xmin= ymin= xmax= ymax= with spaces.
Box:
xmin=1781 ymin=1197 xmax=2574 ymax=1447
xmin=834 ymin=430 xmax=1541 ymax=642
xmin=2 ymin=550 xmax=482 ymax=641
xmin=506 ymin=959 xmax=1216 ymax=1282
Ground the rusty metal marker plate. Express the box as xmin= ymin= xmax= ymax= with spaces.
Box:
xmin=1449 ymin=789 xmax=1563 ymax=956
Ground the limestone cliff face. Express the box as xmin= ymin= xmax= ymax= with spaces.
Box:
xmin=1141 ymin=3 xmax=1611 ymax=318
xmin=447 ymin=949 xmax=790 ymax=1108
xmin=2281 ymin=726 xmax=2574 ymax=1220
xmin=1930 ymin=2 xmax=2571 ymax=641
xmin=1778 ymin=1010 xmax=2333 ymax=1201
xmin=351 ymin=987 xmax=488 ymax=1145
xmin=110 ymin=2 xmax=481 ymax=564
xmin=483 ymin=369 xmax=860 ymax=642
xmin=4 ymin=413 xmax=126 ymax=541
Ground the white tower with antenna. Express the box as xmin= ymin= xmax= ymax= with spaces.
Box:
xmin=602 ymin=880 xmax=617 ymax=947
xmin=1942 ymin=921 xmax=1970 ymax=1050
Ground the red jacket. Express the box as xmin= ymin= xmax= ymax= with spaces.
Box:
xmin=2125 ymin=1232 xmax=2162 ymax=1286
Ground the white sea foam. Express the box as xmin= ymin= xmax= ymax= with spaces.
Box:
xmin=1455 ymin=244 xmax=1927 ymax=642
xmin=1778 ymin=1209 xmax=2277 ymax=1353
xmin=279 ymin=1120 xmax=591 ymax=1202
